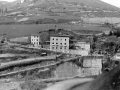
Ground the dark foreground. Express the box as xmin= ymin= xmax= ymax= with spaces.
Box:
xmin=45 ymin=65 xmax=120 ymax=90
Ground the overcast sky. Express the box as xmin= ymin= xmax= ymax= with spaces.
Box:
xmin=0 ymin=0 xmax=15 ymax=2
xmin=101 ymin=0 xmax=120 ymax=7
xmin=0 ymin=0 xmax=120 ymax=8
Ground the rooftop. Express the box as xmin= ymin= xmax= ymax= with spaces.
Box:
xmin=82 ymin=55 xmax=104 ymax=59
xmin=50 ymin=34 xmax=70 ymax=37
xmin=75 ymin=41 xmax=90 ymax=44
xmin=31 ymin=34 xmax=40 ymax=36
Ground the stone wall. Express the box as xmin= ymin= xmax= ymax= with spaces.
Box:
xmin=81 ymin=68 xmax=102 ymax=77
xmin=54 ymin=62 xmax=82 ymax=79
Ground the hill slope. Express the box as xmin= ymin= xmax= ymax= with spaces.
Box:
xmin=0 ymin=0 xmax=119 ymax=24
xmin=58 ymin=0 xmax=119 ymax=10
xmin=1 ymin=0 xmax=120 ymax=17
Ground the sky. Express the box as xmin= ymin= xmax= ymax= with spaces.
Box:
xmin=0 ymin=0 xmax=16 ymax=2
xmin=0 ymin=0 xmax=120 ymax=7
xmin=101 ymin=0 xmax=120 ymax=7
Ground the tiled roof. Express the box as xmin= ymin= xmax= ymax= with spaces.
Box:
xmin=50 ymin=34 xmax=70 ymax=37
xmin=30 ymin=34 xmax=40 ymax=36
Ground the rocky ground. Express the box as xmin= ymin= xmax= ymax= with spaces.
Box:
xmin=45 ymin=65 xmax=120 ymax=90
xmin=0 ymin=64 xmax=120 ymax=90
xmin=0 ymin=79 xmax=21 ymax=90
xmin=0 ymin=79 xmax=48 ymax=90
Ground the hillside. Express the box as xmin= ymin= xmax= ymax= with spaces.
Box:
xmin=0 ymin=0 xmax=119 ymax=24
xmin=0 ymin=0 xmax=120 ymax=18
xmin=22 ymin=0 xmax=120 ymax=10
xmin=58 ymin=0 xmax=120 ymax=11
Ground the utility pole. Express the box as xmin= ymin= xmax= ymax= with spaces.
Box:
xmin=71 ymin=24 xmax=72 ymax=31
xmin=55 ymin=24 xmax=57 ymax=34
xmin=55 ymin=24 xmax=57 ymax=60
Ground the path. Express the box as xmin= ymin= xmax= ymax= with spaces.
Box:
xmin=45 ymin=78 xmax=94 ymax=90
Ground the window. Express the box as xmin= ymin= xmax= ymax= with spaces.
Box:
xmin=64 ymin=46 xmax=67 ymax=49
xmin=37 ymin=42 xmax=39 ymax=45
xmin=65 ymin=39 xmax=66 ymax=41
xmin=60 ymin=43 xmax=62 ymax=45
xmin=52 ymin=47 xmax=54 ymax=49
xmin=56 ymin=43 xmax=58 ymax=44
xmin=52 ymin=42 xmax=54 ymax=44
xmin=37 ymin=39 xmax=39 ymax=41
xmin=56 ymin=39 xmax=58 ymax=40
xmin=60 ymin=46 xmax=62 ymax=49
xmin=65 ymin=43 xmax=66 ymax=45
xmin=53 ymin=38 xmax=54 ymax=40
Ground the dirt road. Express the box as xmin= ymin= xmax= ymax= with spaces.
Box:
xmin=44 ymin=78 xmax=94 ymax=90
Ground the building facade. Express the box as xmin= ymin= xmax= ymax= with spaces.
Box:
xmin=81 ymin=55 xmax=103 ymax=76
xmin=83 ymin=56 xmax=102 ymax=68
xmin=75 ymin=42 xmax=90 ymax=51
xmin=69 ymin=50 xmax=89 ymax=56
xmin=50 ymin=35 xmax=69 ymax=53
xmin=50 ymin=36 xmax=90 ymax=55
xmin=67 ymin=42 xmax=90 ymax=56
xmin=30 ymin=34 xmax=41 ymax=47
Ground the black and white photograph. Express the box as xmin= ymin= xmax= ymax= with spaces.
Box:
xmin=0 ymin=0 xmax=120 ymax=90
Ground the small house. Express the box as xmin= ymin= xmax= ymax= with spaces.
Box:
xmin=30 ymin=34 xmax=41 ymax=47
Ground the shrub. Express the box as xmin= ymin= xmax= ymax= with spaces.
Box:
xmin=20 ymin=81 xmax=47 ymax=90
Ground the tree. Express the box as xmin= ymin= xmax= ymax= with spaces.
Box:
xmin=114 ymin=30 xmax=120 ymax=37
xmin=40 ymin=32 xmax=50 ymax=46
xmin=93 ymin=35 xmax=98 ymax=42
xmin=91 ymin=43 xmax=96 ymax=50
xmin=4 ymin=8 xmax=7 ymax=13
xmin=80 ymin=3 xmax=85 ymax=7
xmin=109 ymin=31 xmax=113 ymax=36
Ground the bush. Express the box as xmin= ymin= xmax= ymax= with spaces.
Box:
xmin=20 ymin=81 xmax=47 ymax=90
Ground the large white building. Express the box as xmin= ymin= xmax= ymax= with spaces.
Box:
xmin=30 ymin=34 xmax=41 ymax=47
xmin=50 ymin=35 xmax=90 ymax=56
xmin=50 ymin=35 xmax=69 ymax=53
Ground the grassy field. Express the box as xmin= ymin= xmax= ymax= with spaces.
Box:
xmin=83 ymin=17 xmax=120 ymax=24
xmin=1 ymin=15 xmax=81 ymax=23
xmin=0 ymin=24 xmax=111 ymax=38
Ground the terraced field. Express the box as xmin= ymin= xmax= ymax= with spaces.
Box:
xmin=0 ymin=56 xmax=79 ymax=80
xmin=0 ymin=24 xmax=111 ymax=38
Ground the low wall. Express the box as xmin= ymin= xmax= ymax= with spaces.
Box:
xmin=69 ymin=50 xmax=89 ymax=56
xmin=50 ymin=49 xmax=89 ymax=56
